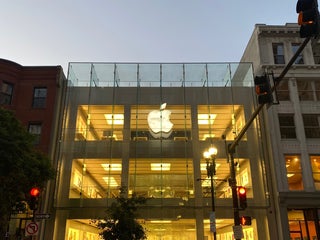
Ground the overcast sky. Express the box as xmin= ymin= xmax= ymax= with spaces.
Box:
xmin=1 ymin=1 xmax=298 ymax=72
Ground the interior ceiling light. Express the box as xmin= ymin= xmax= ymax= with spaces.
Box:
xmin=151 ymin=163 xmax=171 ymax=171
xmin=198 ymin=114 xmax=217 ymax=125
xmin=150 ymin=220 xmax=172 ymax=223
xmin=102 ymin=177 xmax=118 ymax=186
xmin=104 ymin=114 xmax=124 ymax=125
xmin=101 ymin=163 xmax=122 ymax=171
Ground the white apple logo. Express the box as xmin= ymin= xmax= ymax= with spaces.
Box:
xmin=147 ymin=103 xmax=173 ymax=138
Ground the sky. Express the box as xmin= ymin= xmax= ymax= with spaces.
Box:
xmin=1 ymin=1 xmax=298 ymax=73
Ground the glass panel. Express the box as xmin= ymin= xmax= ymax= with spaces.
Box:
xmin=200 ymin=157 xmax=252 ymax=199
xmin=0 ymin=82 xmax=14 ymax=105
xmin=144 ymin=219 xmax=196 ymax=239
xmin=276 ymin=79 xmax=290 ymax=101
xmin=75 ymin=105 xmax=124 ymax=141
xmin=285 ymin=155 xmax=304 ymax=190
xmin=292 ymin=43 xmax=304 ymax=64
xmin=288 ymin=209 xmax=319 ymax=240
xmin=68 ymin=63 xmax=254 ymax=88
xmin=130 ymin=105 xmax=191 ymax=141
xmin=310 ymin=156 xmax=320 ymax=190
xmin=198 ymin=105 xmax=245 ymax=141
xmin=288 ymin=210 xmax=304 ymax=239
xmin=28 ymin=123 xmax=42 ymax=144
xmin=65 ymin=220 xmax=100 ymax=239
xmin=32 ymin=87 xmax=47 ymax=108
xmin=208 ymin=218 xmax=256 ymax=240
xmin=278 ymin=114 xmax=296 ymax=139
xmin=303 ymin=114 xmax=320 ymax=138
xmin=315 ymin=81 xmax=320 ymax=101
xmin=129 ymin=158 xmax=194 ymax=199
xmin=297 ymin=80 xmax=314 ymax=101
xmin=69 ymin=158 xmax=122 ymax=199
xmin=66 ymin=219 xmax=196 ymax=239
xmin=273 ymin=43 xmax=285 ymax=64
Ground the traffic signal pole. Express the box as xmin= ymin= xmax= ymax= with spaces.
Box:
xmin=227 ymin=36 xmax=311 ymax=240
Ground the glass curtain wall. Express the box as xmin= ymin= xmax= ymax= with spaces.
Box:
xmin=56 ymin=62 xmax=264 ymax=240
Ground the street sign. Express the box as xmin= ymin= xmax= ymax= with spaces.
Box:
xmin=25 ymin=221 xmax=39 ymax=236
xmin=210 ymin=211 xmax=216 ymax=232
xmin=35 ymin=213 xmax=51 ymax=220
xmin=233 ymin=225 xmax=244 ymax=239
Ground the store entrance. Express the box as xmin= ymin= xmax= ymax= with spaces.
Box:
xmin=288 ymin=209 xmax=320 ymax=240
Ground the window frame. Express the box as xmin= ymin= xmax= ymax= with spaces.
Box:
xmin=272 ymin=43 xmax=285 ymax=64
xmin=278 ymin=114 xmax=297 ymax=139
xmin=302 ymin=114 xmax=320 ymax=138
xmin=28 ymin=122 xmax=42 ymax=144
xmin=292 ymin=43 xmax=304 ymax=64
xmin=0 ymin=81 xmax=14 ymax=105
xmin=32 ymin=87 xmax=47 ymax=108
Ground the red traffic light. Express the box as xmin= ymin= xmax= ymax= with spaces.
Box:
xmin=238 ymin=186 xmax=247 ymax=209
xmin=238 ymin=186 xmax=246 ymax=195
xmin=254 ymin=75 xmax=273 ymax=104
xmin=30 ymin=187 xmax=40 ymax=197
xmin=240 ymin=216 xmax=252 ymax=226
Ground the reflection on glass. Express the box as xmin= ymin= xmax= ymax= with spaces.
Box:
xmin=129 ymin=158 xmax=193 ymax=199
xmin=200 ymin=157 xmax=252 ymax=199
xmin=198 ymin=105 xmax=245 ymax=141
xmin=75 ymin=105 xmax=124 ymax=141
xmin=310 ymin=156 xmax=320 ymax=190
xmin=69 ymin=159 xmax=122 ymax=199
xmin=288 ymin=209 xmax=318 ymax=239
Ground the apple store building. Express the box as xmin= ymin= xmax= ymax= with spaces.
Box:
xmin=52 ymin=62 xmax=272 ymax=239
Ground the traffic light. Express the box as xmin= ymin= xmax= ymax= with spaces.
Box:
xmin=254 ymin=75 xmax=273 ymax=105
xmin=240 ymin=216 xmax=252 ymax=226
xmin=238 ymin=186 xmax=247 ymax=209
xmin=296 ymin=0 xmax=320 ymax=37
xmin=29 ymin=187 xmax=40 ymax=210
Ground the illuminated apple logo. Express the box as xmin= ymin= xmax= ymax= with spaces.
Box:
xmin=147 ymin=103 xmax=173 ymax=138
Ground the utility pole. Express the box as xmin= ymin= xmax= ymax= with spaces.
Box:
xmin=227 ymin=37 xmax=311 ymax=240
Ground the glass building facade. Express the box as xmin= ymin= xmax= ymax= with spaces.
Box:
xmin=53 ymin=63 xmax=271 ymax=240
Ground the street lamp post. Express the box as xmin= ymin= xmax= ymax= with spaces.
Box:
xmin=203 ymin=146 xmax=218 ymax=240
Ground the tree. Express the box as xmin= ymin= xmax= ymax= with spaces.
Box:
xmin=0 ymin=107 xmax=55 ymax=237
xmin=97 ymin=193 xmax=147 ymax=240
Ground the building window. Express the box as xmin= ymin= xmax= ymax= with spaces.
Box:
xmin=129 ymin=158 xmax=194 ymax=199
xmin=288 ymin=209 xmax=319 ymax=239
xmin=310 ymin=156 xmax=320 ymax=190
xmin=302 ymin=114 xmax=320 ymax=138
xmin=285 ymin=155 xmax=303 ymax=190
xmin=32 ymin=87 xmax=47 ymax=108
xmin=75 ymin=105 xmax=124 ymax=141
xmin=292 ymin=43 xmax=304 ymax=64
xmin=198 ymin=105 xmax=245 ymax=141
xmin=0 ymin=82 xmax=14 ymax=105
xmin=297 ymin=80 xmax=314 ymax=101
xmin=28 ymin=123 xmax=42 ymax=144
xmin=130 ymin=105 xmax=191 ymax=141
xmin=273 ymin=43 xmax=285 ymax=64
xmin=278 ymin=114 xmax=296 ymax=139
xmin=276 ymin=79 xmax=290 ymax=101
xmin=315 ymin=81 xmax=320 ymax=101
xmin=70 ymin=158 xmax=121 ymax=198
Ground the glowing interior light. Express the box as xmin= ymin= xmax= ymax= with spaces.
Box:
xmin=102 ymin=177 xmax=118 ymax=186
xmin=151 ymin=163 xmax=171 ymax=171
xmin=104 ymin=114 xmax=124 ymax=125
xmin=101 ymin=163 xmax=122 ymax=171
xmin=198 ymin=114 xmax=217 ymax=125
